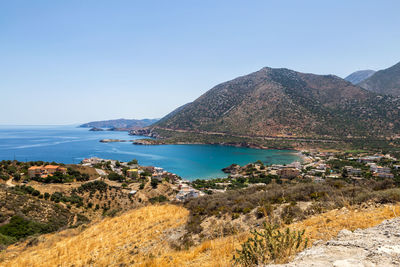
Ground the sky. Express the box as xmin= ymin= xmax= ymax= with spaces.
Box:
xmin=1 ymin=0 xmax=399 ymax=125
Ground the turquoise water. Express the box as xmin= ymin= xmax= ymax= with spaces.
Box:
xmin=0 ymin=125 xmax=299 ymax=180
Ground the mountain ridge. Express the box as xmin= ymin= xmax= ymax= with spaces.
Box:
xmin=80 ymin=118 xmax=159 ymax=129
xmin=153 ymin=66 xmax=400 ymax=140
xmin=358 ymin=61 xmax=400 ymax=96
xmin=344 ymin=70 xmax=376 ymax=84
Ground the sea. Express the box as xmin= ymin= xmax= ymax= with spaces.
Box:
xmin=0 ymin=125 xmax=300 ymax=180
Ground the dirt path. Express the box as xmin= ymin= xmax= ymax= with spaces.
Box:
xmin=269 ymin=217 xmax=400 ymax=267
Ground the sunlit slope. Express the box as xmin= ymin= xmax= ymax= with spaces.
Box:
xmin=2 ymin=203 xmax=400 ymax=267
xmin=1 ymin=205 xmax=188 ymax=267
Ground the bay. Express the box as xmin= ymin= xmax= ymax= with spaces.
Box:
xmin=0 ymin=125 xmax=300 ymax=180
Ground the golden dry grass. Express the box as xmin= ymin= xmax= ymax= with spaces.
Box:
xmin=1 ymin=203 xmax=400 ymax=267
xmin=0 ymin=204 xmax=189 ymax=267
xmin=290 ymin=204 xmax=400 ymax=243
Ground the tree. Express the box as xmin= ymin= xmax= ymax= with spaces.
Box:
xmin=108 ymin=172 xmax=125 ymax=182
xmin=128 ymin=159 xmax=138 ymax=165
xmin=151 ymin=178 xmax=159 ymax=189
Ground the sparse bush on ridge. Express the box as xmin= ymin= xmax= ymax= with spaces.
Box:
xmin=233 ymin=223 xmax=308 ymax=266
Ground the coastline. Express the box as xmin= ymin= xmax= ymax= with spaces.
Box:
xmin=131 ymin=138 xmax=300 ymax=151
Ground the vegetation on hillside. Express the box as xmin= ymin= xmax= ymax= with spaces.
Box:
xmin=153 ymin=67 xmax=400 ymax=141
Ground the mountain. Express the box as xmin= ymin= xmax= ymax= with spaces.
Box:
xmin=80 ymin=118 xmax=159 ymax=129
xmin=153 ymin=67 xmax=400 ymax=139
xmin=358 ymin=62 xmax=400 ymax=97
xmin=344 ymin=70 xmax=376 ymax=84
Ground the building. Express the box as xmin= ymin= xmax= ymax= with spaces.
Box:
xmin=372 ymin=166 xmax=393 ymax=179
xmin=44 ymin=165 xmax=67 ymax=175
xmin=277 ymin=168 xmax=300 ymax=179
xmin=376 ymin=166 xmax=392 ymax=174
xmin=28 ymin=165 xmax=67 ymax=178
xmin=81 ymin=157 xmax=101 ymax=165
xmin=344 ymin=166 xmax=362 ymax=176
xmin=27 ymin=166 xmax=44 ymax=178
xmin=176 ymin=187 xmax=200 ymax=201
xmin=358 ymin=156 xmax=382 ymax=163
xmin=374 ymin=172 xmax=394 ymax=179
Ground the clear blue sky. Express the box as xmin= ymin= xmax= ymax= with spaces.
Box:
xmin=1 ymin=0 xmax=399 ymax=125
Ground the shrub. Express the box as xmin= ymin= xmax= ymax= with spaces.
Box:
xmin=0 ymin=216 xmax=50 ymax=240
xmin=108 ymin=172 xmax=125 ymax=182
xmin=77 ymin=181 xmax=108 ymax=193
xmin=281 ymin=204 xmax=304 ymax=224
xmin=149 ymin=195 xmax=168 ymax=204
xmin=151 ymin=178 xmax=159 ymax=189
xmin=0 ymin=233 xmax=17 ymax=247
xmin=233 ymin=223 xmax=308 ymax=266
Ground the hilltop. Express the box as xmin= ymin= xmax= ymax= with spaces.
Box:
xmin=358 ymin=61 xmax=400 ymax=96
xmin=344 ymin=70 xmax=375 ymax=84
xmin=152 ymin=67 xmax=400 ymax=141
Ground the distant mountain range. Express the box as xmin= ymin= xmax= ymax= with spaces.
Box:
xmin=345 ymin=70 xmax=376 ymax=84
xmin=152 ymin=66 xmax=400 ymax=139
xmin=358 ymin=62 xmax=400 ymax=97
xmin=80 ymin=118 xmax=158 ymax=129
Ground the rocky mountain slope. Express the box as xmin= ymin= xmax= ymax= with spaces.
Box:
xmin=153 ymin=67 xmax=400 ymax=139
xmin=344 ymin=70 xmax=375 ymax=84
xmin=80 ymin=118 xmax=158 ymax=129
xmin=271 ymin=217 xmax=400 ymax=267
xmin=358 ymin=61 xmax=400 ymax=97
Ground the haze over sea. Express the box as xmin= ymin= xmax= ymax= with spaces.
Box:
xmin=0 ymin=125 xmax=299 ymax=180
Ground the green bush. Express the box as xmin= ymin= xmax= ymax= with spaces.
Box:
xmin=77 ymin=180 xmax=108 ymax=193
xmin=151 ymin=178 xmax=159 ymax=189
xmin=0 ymin=216 xmax=50 ymax=240
xmin=233 ymin=223 xmax=308 ymax=266
xmin=108 ymin=172 xmax=125 ymax=182
xmin=0 ymin=233 xmax=17 ymax=247
xmin=149 ymin=195 xmax=168 ymax=204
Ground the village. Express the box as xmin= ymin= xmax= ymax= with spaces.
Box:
xmin=80 ymin=157 xmax=205 ymax=201
xmin=5 ymin=151 xmax=400 ymax=204
xmin=190 ymin=151 xmax=400 ymax=192
xmin=70 ymin=150 xmax=400 ymax=201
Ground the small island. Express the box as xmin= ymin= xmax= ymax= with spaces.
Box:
xmin=89 ymin=127 xmax=104 ymax=131
xmin=100 ymin=139 xmax=134 ymax=143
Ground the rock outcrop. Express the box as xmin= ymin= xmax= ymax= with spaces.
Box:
xmin=269 ymin=217 xmax=400 ymax=266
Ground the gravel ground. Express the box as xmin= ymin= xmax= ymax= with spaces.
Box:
xmin=268 ymin=217 xmax=400 ymax=267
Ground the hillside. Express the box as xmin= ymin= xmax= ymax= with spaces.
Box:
xmin=0 ymin=185 xmax=88 ymax=250
xmin=80 ymin=118 xmax=158 ymax=129
xmin=153 ymin=67 xmax=400 ymax=139
xmin=2 ymin=203 xmax=400 ymax=266
xmin=358 ymin=61 xmax=400 ymax=96
xmin=344 ymin=70 xmax=375 ymax=84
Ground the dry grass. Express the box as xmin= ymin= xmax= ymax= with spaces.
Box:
xmin=0 ymin=204 xmax=189 ymax=267
xmin=290 ymin=204 xmax=400 ymax=243
xmin=1 ymin=203 xmax=400 ymax=267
